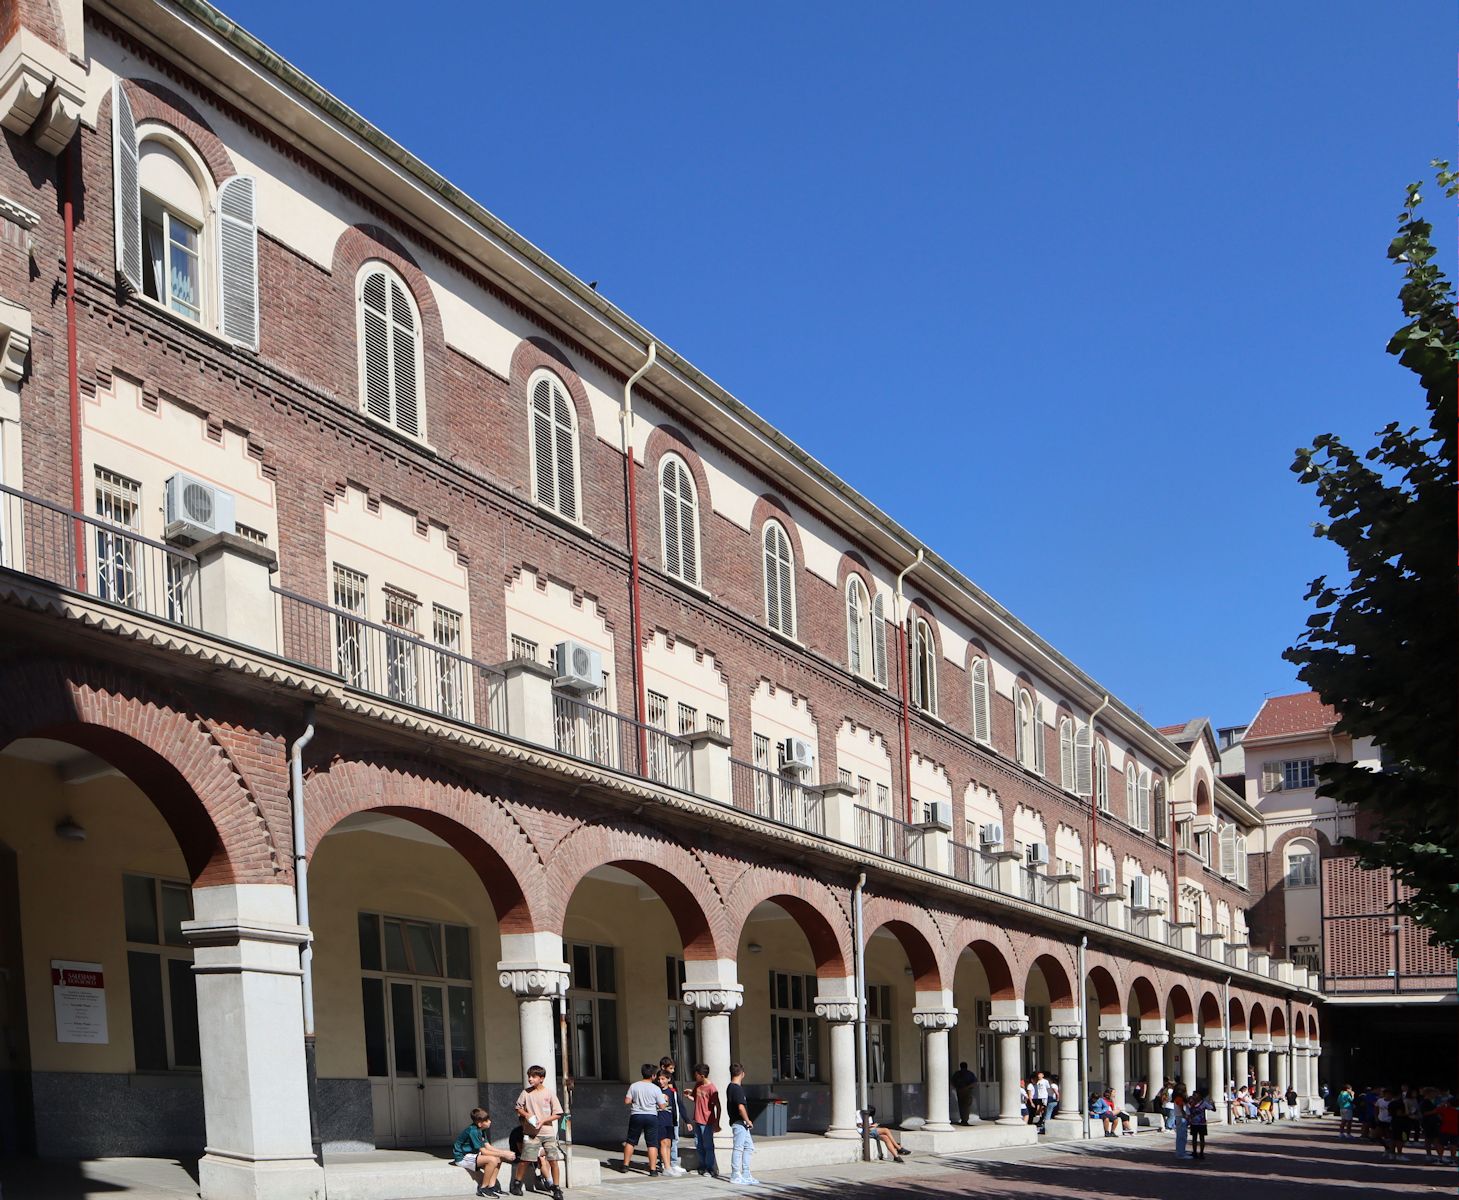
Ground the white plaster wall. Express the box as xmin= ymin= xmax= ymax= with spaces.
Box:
xmin=749 ymin=680 xmax=818 ymax=752
xmin=1011 ymin=803 xmax=1046 ymax=857
xmin=1052 ymin=823 xmax=1083 ymax=878
xmin=642 ymin=631 xmax=730 ymax=734
xmin=962 ymin=782 xmax=1002 ymax=841
xmin=504 ymin=567 xmax=615 ymax=687
xmin=909 ymin=753 xmax=952 ymax=809
xmin=836 ymin=720 xmax=893 ymax=797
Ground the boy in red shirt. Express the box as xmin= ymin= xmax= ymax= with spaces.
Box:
xmin=687 ymin=1063 xmax=722 ymax=1178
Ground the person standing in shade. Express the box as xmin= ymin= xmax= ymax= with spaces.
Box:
xmin=687 ymin=1063 xmax=722 ymax=1178
xmin=727 ymin=1063 xmax=760 ymax=1186
xmin=951 ymin=1062 xmax=978 ymax=1125
xmin=1172 ymin=1090 xmax=1191 ymax=1160
xmin=659 ymin=1057 xmax=687 ymax=1177
xmin=620 ymin=1064 xmax=666 ymax=1174
xmin=1188 ymin=1089 xmax=1214 ymax=1160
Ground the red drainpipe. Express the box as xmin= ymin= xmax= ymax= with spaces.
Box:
xmin=898 ymin=626 xmax=913 ymax=824
xmin=620 ymin=344 xmax=657 ymax=774
xmin=63 ymin=135 xmax=85 ymax=588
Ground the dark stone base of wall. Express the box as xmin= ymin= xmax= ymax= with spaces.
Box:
xmin=31 ymin=1071 xmax=204 ymax=1157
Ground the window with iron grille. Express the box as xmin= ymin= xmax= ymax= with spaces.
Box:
xmin=94 ymin=468 xmax=141 ymax=609
xmin=706 ymin=714 xmax=725 ymax=737
xmin=837 ymin=767 xmax=852 ymax=787
xmin=383 ymin=589 xmax=420 ymax=704
xmin=510 ymin=634 xmax=539 ymax=662
xmin=677 ymin=702 xmax=697 ymax=736
xmin=432 ymin=605 xmax=463 ymax=718
xmin=332 ymin=564 xmax=368 ymax=686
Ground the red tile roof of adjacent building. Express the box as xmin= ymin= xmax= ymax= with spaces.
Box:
xmin=1244 ymin=691 xmax=1338 ymax=742
xmin=1156 ymin=722 xmax=1187 ymax=736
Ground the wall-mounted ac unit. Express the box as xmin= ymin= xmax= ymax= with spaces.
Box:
xmin=779 ymin=736 xmax=815 ymax=775
xmin=979 ymin=823 xmax=1003 ymax=848
xmin=164 ymin=473 xmax=235 ymax=543
xmin=923 ymin=799 xmax=951 ymax=828
xmin=1130 ymin=876 xmax=1151 ymax=909
xmin=553 ymin=640 xmax=602 ymax=693
xmin=1025 ymin=841 xmax=1047 ymax=866
xmin=1096 ymin=867 xmax=1114 ymax=892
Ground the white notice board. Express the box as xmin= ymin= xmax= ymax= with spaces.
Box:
xmin=51 ymin=960 xmax=109 ymax=1044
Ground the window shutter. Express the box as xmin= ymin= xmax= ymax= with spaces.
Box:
xmin=909 ymin=624 xmax=922 ymax=710
xmin=678 ymin=470 xmax=698 ymax=584
xmin=971 ymin=659 xmax=990 ymax=743
xmin=763 ymin=529 xmax=780 ymax=632
xmin=361 ymin=272 xmax=392 ymax=424
xmin=661 ymin=463 xmax=681 ymax=578
xmin=1261 ymin=761 xmax=1283 ymax=792
xmin=531 ymin=379 xmax=555 ymax=508
xmin=553 ymin=387 xmax=577 ymax=521
xmin=1059 ymin=719 xmax=1074 ymax=789
xmin=777 ymin=551 xmax=793 ymax=636
xmin=871 ymin=593 xmax=887 ymax=686
xmin=1137 ymin=773 xmax=1151 ymax=832
xmin=847 ymin=584 xmax=863 ymax=676
xmin=1015 ymin=694 xmax=1027 ymax=765
xmin=1033 ymin=701 xmax=1046 ymax=774
xmin=1074 ymin=722 xmax=1093 ymax=797
xmin=390 ymin=280 xmax=420 ymax=436
xmin=1220 ymin=822 xmax=1237 ymax=878
xmin=112 ymin=81 xmax=142 ymax=292
xmin=217 ymin=175 xmax=259 ymax=349
xmin=1236 ymin=835 xmax=1248 ymax=886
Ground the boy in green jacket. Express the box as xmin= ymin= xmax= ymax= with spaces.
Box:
xmin=453 ymin=1107 xmax=516 ymax=1197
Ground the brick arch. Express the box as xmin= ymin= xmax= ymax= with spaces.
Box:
xmin=1194 ymin=772 xmax=1212 ymax=816
xmin=749 ymin=494 xmax=806 ymax=579
xmin=1197 ymin=990 xmax=1222 ymax=1030
xmin=510 ymin=337 xmax=599 ymax=448
xmin=946 ymin=920 xmax=1020 ymax=1001
xmin=303 ymin=755 xmax=544 ymax=935
xmin=1027 ymin=951 xmax=1076 ymax=1008
xmin=1293 ymin=1011 xmax=1307 ymax=1045
xmin=1269 ymin=826 xmax=1335 ymax=860
xmin=1128 ymin=975 xmax=1161 ymax=1020
xmin=724 ymin=866 xmax=852 ymax=980
xmin=1085 ymin=963 xmax=1122 ymax=1015
xmin=331 ymin=225 xmax=446 ymax=350
xmin=1228 ymin=996 xmax=1247 ymax=1035
xmin=0 ymin=658 xmax=277 ymax=887
xmin=1248 ymin=1002 xmax=1269 ymax=1039
xmin=861 ymin=897 xmax=945 ymax=990
xmin=1269 ymin=1007 xmax=1287 ymax=1039
xmin=544 ymin=822 xmax=725 ymax=960
xmin=836 ymin=550 xmax=878 ymax=596
xmin=1166 ymin=983 xmax=1195 ymax=1025
xmin=120 ymin=78 xmax=237 ymax=185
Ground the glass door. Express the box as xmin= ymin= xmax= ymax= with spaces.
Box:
xmin=388 ymin=980 xmax=426 ymax=1144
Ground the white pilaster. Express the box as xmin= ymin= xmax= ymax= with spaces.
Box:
xmin=912 ymin=998 xmax=957 ymax=1131
xmin=1051 ymin=1021 xmax=1082 ymax=1121
xmin=1203 ymin=1038 xmax=1226 ymax=1122
xmin=499 ymin=931 xmax=570 ymax=1092
xmin=990 ymin=1002 xmax=1028 ymax=1126
xmin=1098 ymin=1023 xmax=1131 ymax=1108
xmin=1138 ymin=1023 xmax=1168 ymax=1094
xmin=813 ymin=991 xmax=859 ymax=1138
xmin=1173 ymin=1033 xmax=1201 ymax=1091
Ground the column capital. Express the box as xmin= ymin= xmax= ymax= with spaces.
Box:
xmin=1173 ymin=1034 xmax=1203 ymax=1049
xmin=1049 ymin=1023 xmax=1082 ymax=1040
xmin=1228 ymin=1038 xmax=1251 ymax=1052
xmin=497 ymin=961 xmax=570 ymax=997
xmin=814 ymin=996 xmax=859 ymax=1024
xmin=1202 ymin=1037 xmax=1227 ymax=1051
xmin=1137 ymin=1031 xmax=1169 ymax=1046
xmin=912 ymin=1006 xmax=959 ymax=1032
xmin=683 ymin=985 xmax=744 ymax=1014
xmin=1250 ymin=1038 xmax=1274 ymax=1053
xmin=989 ymin=1016 xmax=1029 ymax=1036
xmin=1098 ymin=1025 xmax=1132 ymax=1044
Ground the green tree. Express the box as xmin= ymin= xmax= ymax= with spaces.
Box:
xmin=1284 ymin=161 xmax=1458 ymax=949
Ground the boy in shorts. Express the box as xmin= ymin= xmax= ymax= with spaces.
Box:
xmin=512 ymin=1065 xmax=564 ymax=1199
xmin=621 ymin=1063 xmax=667 ymax=1173
xmin=453 ymin=1108 xmax=516 ymax=1198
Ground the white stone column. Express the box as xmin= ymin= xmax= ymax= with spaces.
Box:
xmin=1139 ymin=1028 xmax=1169 ymax=1095
xmin=499 ymin=932 xmax=570 ymax=1093
xmin=912 ymin=1004 xmax=957 ymax=1131
xmin=1252 ymin=1041 xmax=1271 ymax=1087
xmin=991 ymin=1013 xmax=1029 ymax=1125
xmin=1099 ymin=1024 xmax=1131 ymax=1111
xmin=1274 ymin=1048 xmax=1289 ymax=1096
xmin=1051 ymin=1022 xmax=1082 ymax=1122
xmin=813 ymin=994 xmax=860 ymax=1138
xmin=182 ymin=884 xmax=324 ymax=1200
xmin=683 ymin=962 xmax=744 ymax=1095
xmin=1308 ymin=1046 xmax=1322 ymax=1111
xmin=1174 ymin=1034 xmax=1201 ymax=1091
xmin=1203 ymin=1038 xmax=1226 ymax=1122
xmin=1232 ymin=1040 xmax=1251 ymax=1091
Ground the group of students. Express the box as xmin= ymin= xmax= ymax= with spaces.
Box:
xmin=620 ymin=1057 xmax=763 ymax=1185
xmin=1223 ymin=1082 xmax=1299 ymax=1124
xmin=1336 ymin=1084 xmax=1459 ymax=1162
xmin=1015 ymin=1071 xmax=1064 ymax=1131
xmin=452 ymin=1065 xmax=567 ymax=1199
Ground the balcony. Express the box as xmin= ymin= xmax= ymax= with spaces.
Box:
xmin=854 ymin=804 xmax=925 ymax=867
xmin=730 ymin=758 xmax=822 ymax=835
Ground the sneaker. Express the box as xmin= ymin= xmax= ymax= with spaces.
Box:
xmin=477 ymin=1189 xmax=490 ymax=1198
xmin=729 ymin=1177 xmax=746 ymax=1185
xmin=485 ymin=1188 xmax=503 ymax=1198
xmin=509 ymin=1184 xmax=524 ymax=1197
xmin=669 ymin=1167 xmax=688 ymax=1177
xmin=742 ymin=1177 xmax=763 ymax=1186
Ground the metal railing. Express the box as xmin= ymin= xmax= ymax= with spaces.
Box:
xmin=855 ymin=805 xmax=925 ymax=866
xmin=729 ymin=760 xmax=823 ymax=834
xmin=0 ymin=482 xmax=201 ymax=628
xmin=274 ymin=586 xmax=507 ymax=732
xmin=1085 ymin=891 xmax=1119 ymax=928
xmin=950 ymin=842 xmax=999 ymax=890
xmin=1021 ymin=866 xmax=1056 ymax=906
xmin=1128 ymin=910 xmax=1162 ymax=941
xmin=553 ymin=690 xmax=694 ymax=793
xmin=1166 ymin=922 xmax=1186 ymax=949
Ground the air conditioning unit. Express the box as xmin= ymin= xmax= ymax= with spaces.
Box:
xmin=553 ymin=640 xmax=602 ymax=693
xmin=923 ymin=800 xmax=951 ymax=828
xmin=978 ymin=823 xmax=1003 ymax=848
xmin=1096 ymin=867 xmax=1114 ymax=892
xmin=1130 ymin=876 xmax=1151 ymax=909
xmin=779 ymin=736 xmax=815 ymax=775
xmin=164 ymin=473 xmax=235 ymax=543
xmin=1025 ymin=842 xmax=1047 ymax=867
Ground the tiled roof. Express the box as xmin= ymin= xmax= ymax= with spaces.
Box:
xmin=1157 ymin=718 xmax=1203 ymax=745
xmin=1156 ymin=722 xmax=1187 ymax=736
xmin=1245 ymin=691 xmax=1338 ymax=741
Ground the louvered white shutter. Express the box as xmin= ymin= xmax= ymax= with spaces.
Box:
xmin=1236 ymin=834 xmax=1248 ymax=886
xmin=661 ymin=462 xmax=681 ymax=578
xmin=1015 ymin=694 xmax=1027 ymax=765
xmin=1261 ymin=761 xmax=1283 ymax=792
xmin=217 ymin=175 xmax=259 ymax=348
xmin=971 ymin=659 xmax=990 ymax=743
xmin=909 ymin=625 xmax=922 ymax=710
xmin=553 ymin=388 xmax=577 ymax=521
xmin=532 ymin=379 xmax=555 ymax=508
xmin=871 ymin=593 xmax=887 ymax=686
xmin=361 ymin=272 xmax=392 ymax=423
xmin=1220 ymin=822 xmax=1237 ymax=878
xmin=763 ymin=529 xmax=779 ymax=632
xmin=777 ymin=546 xmax=793 ymax=636
xmin=1074 ymin=722 xmax=1093 ymax=797
xmin=678 ymin=470 xmax=698 ymax=584
xmin=1059 ymin=719 xmax=1074 ymax=789
xmin=1137 ymin=773 xmax=1151 ymax=831
xmin=1033 ymin=701 xmax=1046 ymax=773
xmin=1126 ymin=767 xmax=1138 ymax=820
xmin=847 ymin=584 xmax=863 ymax=676
xmin=112 ymin=81 xmax=142 ymax=292
xmin=390 ymin=280 xmax=420 ymax=436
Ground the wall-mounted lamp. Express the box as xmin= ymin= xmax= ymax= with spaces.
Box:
xmin=903 ymin=966 xmax=914 ymax=976
xmin=55 ymin=818 xmax=86 ymax=842
xmin=747 ymin=943 xmax=763 ymax=955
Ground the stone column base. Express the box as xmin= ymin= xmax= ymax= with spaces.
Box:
xmin=199 ymin=1154 xmax=324 ymax=1200
xmin=823 ymin=1128 xmax=862 ymax=1139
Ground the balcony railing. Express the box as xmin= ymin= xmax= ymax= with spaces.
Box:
xmin=855 ymin=805 xmax=924 ymax=867
xmin=274 ymin=586 xmax=507 ymax=732
xmin=950 ymin=841 xmax=999 ymax=890
xmin=1085 ymin=891 xmax=1120 ymax=928
xmin=0 ymin=482 xmax=201 ymax=627
xmin=553 ymin=691 xmax=694 ymax=793
xmin=730 ymin=760 xmax=823 ymax=834
xmin=1128 ymin=910 xmax=1162 ymax=941
xmin=1021 ymin=865 xmax=1055 ymax=906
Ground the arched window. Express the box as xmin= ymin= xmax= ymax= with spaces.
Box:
xmin=1136 ymin=770 xmax=1152 ymax=832
xmin=870 ymin=592 xmax=888 ymax=686
xmin=1285 ymin=838 xmax=1318 ymax=887
xmin=1094 ymin=743 xmax=1109 ymax=812
xmin=1125 ymin=763 xmax=1139 ymax=825
xmin=762 ymin=520 xmax=795 ymax=637
xmin=846 ymin=576 xmax=872 ymax=678
xmin=528 ymin=370 xmax=580 ymax=521
xmin=910 ymin=617 xmax=937 ymax=714
xmin=1016 ymin=688 xmax=1043 ymax=772
xmin=111 ymin=81 xmax=259 ymax=348
xmin=659 ymin=454 xmax=700 ymax=585
xmin=1058 ymin=717 xmax=1075 ymax=790
xmin=358 ymin=264 xmax=424 ymax=438
xmin=969 ymin=657 xmax=991 ymax=744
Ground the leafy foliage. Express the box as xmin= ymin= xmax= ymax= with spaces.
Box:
xmin=1284 ymin=161 xmax=1458 ymax=949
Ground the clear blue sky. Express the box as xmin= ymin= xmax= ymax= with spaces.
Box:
xmin=231 ymin=1 xmax=1452 ymax=731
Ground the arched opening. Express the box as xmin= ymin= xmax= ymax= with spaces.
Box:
xmin=863 ymin=916 xmax=943 ymax=1123
xmin=1084 ymin=964 xmax=1123 ymax=1100
xmin=951 ymin=938 xmax=1016 ymax=1119
xmin=1198 ymin=991 xmax=1222 ymax=1036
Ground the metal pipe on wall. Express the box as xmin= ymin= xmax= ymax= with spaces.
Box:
xmin=894 ymin=550 xmax=924 ymax=824
xmin=619 ymin=343 xmax=658 ymax=771
xmin=289 ymin=706 xmax=320 ymax=1167
xmin=853 ymin=871 xmax=870 ymax=1162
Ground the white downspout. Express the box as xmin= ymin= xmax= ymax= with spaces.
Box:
xmin=853 ymin=871 xmax=870 ymax=1162
xmin=1079 ymin=935 xmax=1090 ymax=1141
xmin=893 ymin=550 xmax=924 ymax=823
xmin=290 ymin=706 xmax=320 ymax=1167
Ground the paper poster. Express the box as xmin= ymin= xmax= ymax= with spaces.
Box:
xmin=51 ymin=960 xmax=108 ymax=1044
